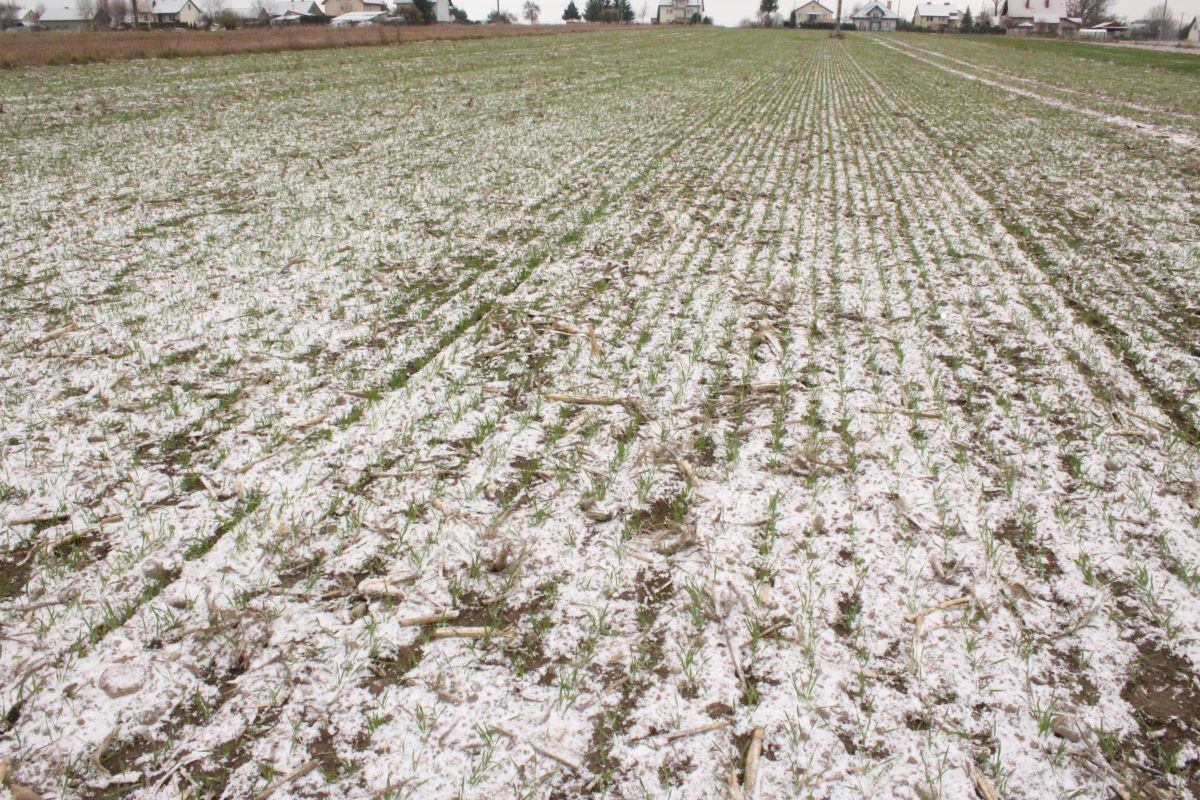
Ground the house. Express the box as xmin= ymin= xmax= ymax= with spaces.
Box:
xmin=330 ymin=8 xmax=382 ymax=23
xmin=791 ymin=0 xmax=833 ymax=25
xmin=850 ymin=1 xmax=899 ymax=30
xmin=912 ymin=2 xmax=959 ymax=29
xmin=656 ymin=0 xmax=702 ymax=23
xmin=268 ymin=0 xmax=326 ymax=21
xmin=32 ymin=0 xmax=103 ymax=29
xmin=1002 ymin=0 xmax=1081 ymax=35
xmin=1080 ymin=19 xmax=1128 ymax=38
xmin=323 ymin=0 xmax=383 ymax=16
xmin=145 ymin=0 xmax=205 ymax=25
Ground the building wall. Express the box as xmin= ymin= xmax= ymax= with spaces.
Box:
xmin=794 ymin=1 xmax=832 ymax=22
xmin=325 ymin=0 xmax=365 ymax=15
xmin=179 ymin=2 xmax=204 ymax=24
xmin=657 ymin=0 xmax=692 ymax=23
xmin=913 ymin=12 xmax=956 ymax=27
xmin=1004 ymin=0 xmax=1067 ymax=23
xmin=41 ymin=17 xmax=96 ymax=28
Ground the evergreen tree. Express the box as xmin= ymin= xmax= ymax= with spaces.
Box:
xmin=562 ymin=0 xmax=580 ymax=18
xmin=412 ymin=0 xmax=436 ymax=22
xmin=616 ymin=0 xmax=633 ymax=21
xmin=582 ymin=0 xmax=603 ymax=20
xmin=958 ymin=7 xmax=972 ymax=31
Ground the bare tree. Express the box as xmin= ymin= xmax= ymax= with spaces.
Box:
xmin=76 ymin=0 xmax=97 ymax=24
xmin=521 ymin=0 xmax=538 ymax=21
xmin=200 ymin=0 xmax=223 ymax=22
xmin=1065 ymin=0 xmax=1110 ymax=26
xmin=109 ymin=0 xmax=128 ymax=24
xmin=0 ymin=1 xmax=20 ymax=26
xmin=1150 ymin=0 xmax=1177 ymax=37
xmin=638 ymin=0 xmax=646 ymax=20
xmin=252 ymin=0 xmax=273 ymax=23
xmin=93 ymin=0 xmax=113 ymax=25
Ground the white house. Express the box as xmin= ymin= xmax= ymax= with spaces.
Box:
xmin=850 ymin=1 xmax=899 ymax=30
xmin=145 ymin=0 xmax=205 ymax=24
xmin=912 ymin=2 xmax=959 ymax=29
xmin=267 ymin=0 xmax=326 ymax=21
xmin=656 ymin=0 xmax=703 ymax=23
xmin=29 ymin=0 xmax=102 ymax=28
xmin=1002 ymin=0 xmax=1081 ymax=35
xmin=323 ymin=0 xmax=385 ymax=15
xmin=791 ymin=0 xmax=834 ymax=25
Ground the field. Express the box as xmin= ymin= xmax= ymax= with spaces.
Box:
xmin=1 ymin=27 xmax=1199 ymax=800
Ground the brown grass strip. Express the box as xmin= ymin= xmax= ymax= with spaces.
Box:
xmin=2 ymin=23 xmax=636 ymax=69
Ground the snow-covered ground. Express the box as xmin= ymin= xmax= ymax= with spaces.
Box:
xmin=1 ymin=28 xmax=1198 ymax=800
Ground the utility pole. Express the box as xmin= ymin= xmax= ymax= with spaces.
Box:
xmin=832 ymin=0 xmax=842 ymax=35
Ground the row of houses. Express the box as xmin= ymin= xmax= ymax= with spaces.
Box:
xmin=786 ymin=0 xmax=1151 ymax=37
xmin=11 ymin=0 xmax=449 ymax=29
xmin=788 ymin=0 xmax=950 ymax=32
xmin=786 ymin=0 xmax=914 ymax=31
xmin=788 ymin=0 xmax=899 ymax=29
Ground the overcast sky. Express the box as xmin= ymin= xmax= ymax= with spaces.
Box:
xmin=455 ymin=0 xmax=1198 ymax=28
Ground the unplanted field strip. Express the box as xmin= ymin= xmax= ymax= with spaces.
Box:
xmin=871 ymin=36 xmax=1200 ymax=150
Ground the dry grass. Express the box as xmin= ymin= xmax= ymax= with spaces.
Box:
xmin=0 ymin=22 xmax=625 ymax=68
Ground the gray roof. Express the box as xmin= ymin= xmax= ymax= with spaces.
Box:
xmin=850 ymin=1 xmax=900 ymax=18
xmin=34 ymin=1 xmax=92 ymax=21
xmin=914 ymin=3 xmax=958 ymax=16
